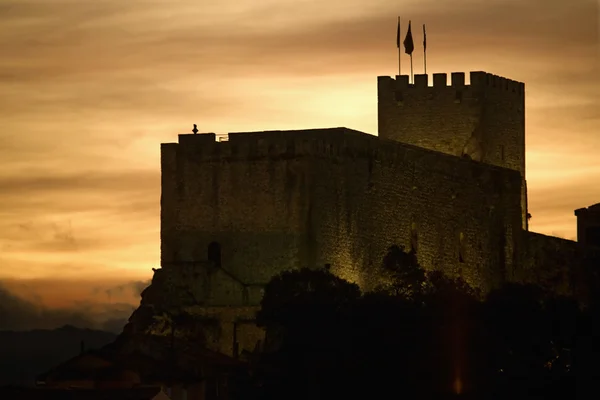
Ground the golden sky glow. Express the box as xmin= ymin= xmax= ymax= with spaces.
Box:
xmin=0 ymin=0 xmax=598 ymax=326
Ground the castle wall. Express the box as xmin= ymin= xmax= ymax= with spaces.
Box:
xmin=158 ymin=262 xmax=265 ymax=307
xmin=378 ymin=73 xmax=483 ymax=160
xmin=521 ymin=232 xmax=581 ymax=297
xmin=161 ymin=128 xmax=523 ymax=297
xmin=130 ymin=263 xmax=266 ymax=358
xmin=184 ymin=306 xmax=264 ymax=358
xmin=377 ymin=72 xmax=528 ymax=229
xmin=302 ymin=129 xmax=523 ymax=292
xmin=161 ymin=133 xmax=312 ymax=287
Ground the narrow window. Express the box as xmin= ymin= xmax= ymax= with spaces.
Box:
xmin=500 ymin=145 xmax=505 ymax=161
xmin=455 ymin=90 xmax=462 ymax=103
xmin=458 ymin=232 xmax=466 ymax=263
xmin=394 ymin=91 xmax=403 ymax=102
xmin=208 ymin=242 xmax=222 ymax=268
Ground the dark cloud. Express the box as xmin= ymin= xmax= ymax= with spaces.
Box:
xmin=0 ymin=170 xmax=159 ymax=256
xmin=0 ymin=220 xmax=101 ymax=254
xmin=100 ymin=317 xmax=130 ymax=333
xmin=527 ymin=177 xmax=600 ymax=228
xmin=1 ymin=0 xmax=596 ymax=80
xmin=0 ymin=74 xmax=251 ymax=120
xmin=0 ymin=282 xmax=113 ymax=332
xmin=100 ymin=279 xmax=151 ymax=300
xmin=0 ymin=280 xmax=143 ymax=333
xmin=531 ymin=184 xmax=600 ymax=208
xmin=0 ymin=170 xmax=157 ymax=194
xmin=532 ymin=104 xmax=600 ymax=126
xmin=0 ymin=170 xmax=159 ymax=222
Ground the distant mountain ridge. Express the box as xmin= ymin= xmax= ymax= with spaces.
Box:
xmin=0 ymin=325 xmax=117 ymax=386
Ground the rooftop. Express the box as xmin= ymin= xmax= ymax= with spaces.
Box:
xmin=574 ymin=203 xmax=600 ymax=216
xmin=2 ymin=386 xmax=167 ymax=400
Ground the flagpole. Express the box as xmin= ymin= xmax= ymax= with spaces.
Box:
xmin=423 ymin=24 xmax=427 ymax=75
xmin=403 ymin=20 xmax=415 ymax=84
xmin=397 ymin=17 xmax=401 ymax=76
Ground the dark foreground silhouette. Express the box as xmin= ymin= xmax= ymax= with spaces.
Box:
xmin=0 ymin=325 xmax=116 ymax=386
xmin=246 ymin=247 xmax=600 ymax=400
xmin=4 ymin=246 xmax=597 ymax=399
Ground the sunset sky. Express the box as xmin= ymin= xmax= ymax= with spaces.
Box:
xmin=0 ymin=0 xmax=598 ymax=330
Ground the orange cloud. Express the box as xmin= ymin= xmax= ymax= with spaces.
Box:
xmin=0 ymin=0 xmax=597 ymax=313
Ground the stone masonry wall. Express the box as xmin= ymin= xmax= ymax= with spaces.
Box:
xmin=126 ymin=263 xmax=266 ymax=358
xmin=302 ymin=129 xmax=523 ymax=293
xmin=161 ymin=133 xmax=311 ymax=287
xmin=522 ymin=232 xmax=589 ymax=298
xmin=161 ymin=127 xmax=523 ymax=299
xmin=377 ymin=72 xmax=525 ymax=174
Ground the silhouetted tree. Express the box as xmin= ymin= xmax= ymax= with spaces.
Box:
xmin=422 ymin=270 xmax=480 ymax=300
xmin=545 ymin=296 xmax=578 ymax=374
xmin=379 ymin=245 xmax=425 ymax=299
xmin=255 ymin=268 xmax=361 ymax=400
xmin=569 ymin=254 xmax=600 ymax=396
xmin=251 ymin=253 xmax=599 ymax=399
xmin=257 ymin=268 xmax=361 ymax=331
xmin=481 ymin=283 xmax=554 ymax=395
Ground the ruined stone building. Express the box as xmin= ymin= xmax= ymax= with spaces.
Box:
xmin=150 ymin=71 xmax=599 ymax=356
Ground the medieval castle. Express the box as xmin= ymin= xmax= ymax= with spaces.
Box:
xmin=31 ymin=71 xmax=599 ymax=393
xmin=158 ymin=71 xmax=599 ymax=351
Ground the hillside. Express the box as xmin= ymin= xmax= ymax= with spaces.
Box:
xmin=0 ymin=325 xmax=117 ymax=386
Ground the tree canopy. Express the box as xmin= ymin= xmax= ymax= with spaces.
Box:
xmin=247 ymin=246 xmax=599 ymax=400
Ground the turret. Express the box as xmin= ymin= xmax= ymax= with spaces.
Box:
xmin=377 ymin=71 xmax=528 ymax=229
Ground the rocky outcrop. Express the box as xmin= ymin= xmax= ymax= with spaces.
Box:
xmin=121 ymin=266 xmax=265 ymax=360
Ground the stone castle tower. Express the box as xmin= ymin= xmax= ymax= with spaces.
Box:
xmin=155 ymin=70 xmax=594 ymax=357
xmin=378 ymin=72 xmax=528 ymax=229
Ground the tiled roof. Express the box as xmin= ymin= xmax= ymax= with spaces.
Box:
xmin=37 ymin=335 xmax=248 ymax=385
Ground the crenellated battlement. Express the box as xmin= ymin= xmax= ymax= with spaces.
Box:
xmin=378 ymin=71 xmax=524 ymax=96
xmin=163 ymin=128 xmax=521 ymax=188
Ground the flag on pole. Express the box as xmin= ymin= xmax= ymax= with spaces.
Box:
xmin=396 ymin=17 xmax=402 ymax=76
xmin=396 ymin=18 xmax=400 ymax=48
xmin=404 ymin=20 xmax=414 ymax=55
xmin=423 ymin=24 xmax=426 ymax=51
